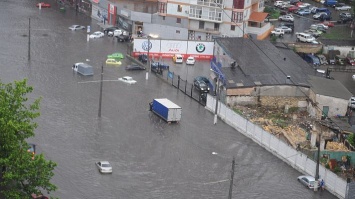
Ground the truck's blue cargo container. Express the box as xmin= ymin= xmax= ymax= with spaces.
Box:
xmin=150 ymin=98 xmax=182 ymax=122
xmin=324 ymin=0 xmax=337 ymax=7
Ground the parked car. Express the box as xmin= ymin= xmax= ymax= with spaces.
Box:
xmin=348 ymin=96 xmax=355 ymax=108
xmin=310 ymin=24 xmax=327 ymax=33
xmin=340 ymin=12 xmax=352 ymax=18
xmin=194 ymin=80 xmax=210 ymax=93
xmin=313 ymin=12 xmax=328 ymax=20
xmin=186 ymin=56 xmax=196 ymax=65
xmin=116 ymin=34 xmax=130 ymax=42
xmin=322 ymin=21 xmax=334 ymax=27
xmin=319 ymin=14 xmax=331 ymax=21
xmin=194 ymin=76 xmax=211 ymax=88
xmin=138 ymin=54 xmax=148 ymax=63
xmin=288 ymin=6 xmax=300 ymax=13
xmin=333 ymin=2 xmax=346 ymax=8
xmin=172 ymin=54 xmax=183 ymax=63
xmin=108 ymin=29 xmax=128 ymax=37
xmin=125 ymin=64 xmax=146 ymax=70
xmin=303 ymin=54 xmax=321 ymax=65
xmin=271 ymin=28 xmax=285 ymax=37
xmin=280 ymin=22 xmax=295 ymax=29
xmin=118 ymin=76 xmax=137 ymax=84
xmin=105 ymin=58 xmax=121 ymax=65
xmin=315 ymin=23 xmax=329 ymax=29
xmin=279 ymin=14 xmax=294 ymax=21
xmin=335 ymin=55 xmax=346 ymax=65
xmin=36 ymin=2 xmax=51 ymax=8
xmin=107 ymin=52 xmax=124 ymax=60
xmin=316 ymin=54 xmax=329 ymax=65
xmin=337 ymin=16 xmax=353 ymax=24
xmin=277 ymin=25 xmax=293 ymax=33
xmin=297 ymin=9 xmax=311 ymax=16
xmin=274 ymin=1 xmax=284 ymax=7
xmin=103 ymin=26 xmax=119 ymax=35
xmin=95 ymin=161 xmax=113 ymax=173
xmin=297 ymin=175 xmax=316 ymax=189
xmin=68 ymin=25 xmax=85 ymax=31
xmin=89 ymin=31 xmax=104 ymax=39
xmin=31 ymin=193 xmax=49 ymax=199
xmin=335 ymin=5 xmax=351 ymax=11
xmin=281 ymin=3 xmax=293 ymax=9
xmin=305 ymin=29 xmax=323 ymax=38
xmin=296 ymin=32 xmax=316 ymax=43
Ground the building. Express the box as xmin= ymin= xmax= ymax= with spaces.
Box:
xmin=89 ymin=0 xmax=272 ymax=40
xmin=210 ymin=37 xmax=352 ymax=119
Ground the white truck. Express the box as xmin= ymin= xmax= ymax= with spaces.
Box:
xmin=271 ymin=28 xmax=285 ymax=37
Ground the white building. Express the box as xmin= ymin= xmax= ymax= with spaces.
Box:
xmin=142 ymin=0 xmax=272 ymax=40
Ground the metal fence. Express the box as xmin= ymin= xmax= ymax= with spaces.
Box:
xmin=152 ymin=68 xmax=207 ymax=106
xmin=205 ymin=94 xmax=348 ymax=199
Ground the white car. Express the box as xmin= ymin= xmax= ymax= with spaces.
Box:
xmin=186 ymin=57 xmax=195 ymax=65
xmin=335 ymin=5 xmax=352 ymax=11
xmin=89 ymin=31 xmax=104 ymax=39
xmin=118 ymin=76 xmax=137 ymax=84
xmin=69 ymin=25 xmax=85 ymax=31
xmin=108 ymin=29 xmax=128 ymax=37
xmin=297 ymin=175 xmax=316 ymax=189
xmin=278 ymin=15 xmax=294 ymax=22
xmin=315 ymin=23 xmax=329 ymax=29
xmin=95 ymin=161 xmax=112 ymax=174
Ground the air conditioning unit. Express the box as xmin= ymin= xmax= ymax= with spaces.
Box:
xmin=185 ymin=10 xmax=189 ymax=14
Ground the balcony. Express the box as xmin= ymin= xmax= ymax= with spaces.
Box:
xmin=189 ymin=6 xmax=223 ymax=23
xmin=197 ymin=0 xmax=224 ymax=8
xmin=189 ymin=27 xmax=220 ymax=35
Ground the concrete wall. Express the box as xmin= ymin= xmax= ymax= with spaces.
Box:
xmin=323 ymin=46 xmax=355 ymax=57
xmin=316 ymin=94 xmax=349 ymax=117
xmin=142 ymin=24 xmax=188 ymax=40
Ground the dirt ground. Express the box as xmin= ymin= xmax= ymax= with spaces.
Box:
xmin=233 ymin=105 xmax=349 ymax=151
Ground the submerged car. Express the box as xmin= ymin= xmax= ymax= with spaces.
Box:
xmin=125 ymin=64 xmax=146 ymax=70
xmin=186 ymin=57 xmax=196 ymax=65
xmin=36 ymin=2 xmax=51 ymax=8
xmin=105 ymin=58 xmax=121 ymax=65
xmin=107 ymin=52 xmax=124 ymax=60
xmin=89 ymin=31 xmax=104 ymax=39
xmin=69 ymin=25 xmax=85 ymax=31
xmin=118 ymin=76 xmax=137 ymax=84
xmin=297 ymin=175 xmax=316 ymax=189
xmin=95 ymin=161 xmax=112 ymax=173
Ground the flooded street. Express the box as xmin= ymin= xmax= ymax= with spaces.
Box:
xmin=0 ymin=1 xmax=338 ymax=198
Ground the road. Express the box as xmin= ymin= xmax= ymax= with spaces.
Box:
xmin=0 ymin=0 xmax=338 ymax=198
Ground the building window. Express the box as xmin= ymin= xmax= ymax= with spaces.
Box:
xmin=176 ymin=18 xmax=181 ymax=24
xmin=214 ymin=23 xmax=219 ymax=31
xmin=233 ymin=0 xmax=244 ymax=9
xmin=159 ymin=2 xmax=166 ymax=13
xmin=232 ymin=11 xmax=243 ymax=23
xmin=199 ymin=21 xmax=205 ymax=29
xmin=198 ymin=36 xmax=201 ymax=40
xmin=163 ymin=16 xmax=165 ymax=20
xmin=177 ymin=5 xmax=182 ymax=12
xmin=176 ymin=30 xmax=180 ymax=34
xmin=231 ymin=25 xmax=235 ymax=31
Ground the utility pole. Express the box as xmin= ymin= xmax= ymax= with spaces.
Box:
xmin=28 ymin=18 xmax=31 ymax=61
xmin=228 ymin=157 xmax=235 ymax=199
xmin=314 ymin=130 xmax=321 ymax=191
xmin=98 ymin=64 xmax=103 ymax=117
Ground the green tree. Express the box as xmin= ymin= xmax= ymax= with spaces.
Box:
xmin=0 ymin=79 xmax=57 ymax=198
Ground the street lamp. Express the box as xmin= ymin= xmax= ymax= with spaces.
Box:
xmin=145 ymin=34 xmax=159 ymax=80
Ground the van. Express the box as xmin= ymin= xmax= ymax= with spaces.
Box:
xmin=324 ymin=0 xmax=337 ymax=7
xmin=315 ymin=8 xmax=331 ymax=15
xmin=73 ymin=62 xmax=94 ymax=76
xmin=172 ymin=54 xmax=183 ymax=63
xmin=303 ymin=54 xmax=320 ymax=66
xmin=274 ymin=1 xmax=284 ymax=7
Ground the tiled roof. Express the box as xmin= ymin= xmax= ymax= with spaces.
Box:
xmin=248 ymin=12 xmax=269 ymax=22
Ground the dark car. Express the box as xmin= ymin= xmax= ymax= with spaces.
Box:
xmin=138 ymin=54 xmax=148 ymax=63
xmin=125 ymin=64 xmax=146 ymax=70
xmin=280 ymin=22 xmax=295 ymax=29
xmin=319 ymin=14 xmax=331 ymax=21
xmin=337 ymin=16 xmax=353 ymax=24
xmin=333 ymin=2 xmax=346 ymax=8
xmin=194 ymin=80 xmax=210 ymax=93
xmin=151 ymin=62 xmax=169 ymax=74
xmin=194 ymin=76 xmax=211 ymax=85
xmin=103 ymin=26 xmax=119 ymax=35
xmin=116 ymin=34 xmax=130 ymax=42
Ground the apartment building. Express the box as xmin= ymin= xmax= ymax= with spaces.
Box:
xmin=90 ymin=0 xmax=272 ymax=40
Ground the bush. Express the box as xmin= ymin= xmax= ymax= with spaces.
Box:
xmin=334 ymin=166 xmax=342 ymax=173
xmin=347 ymin=133 xmax=355 ymax=146
xmin=264 ymin=6 xmax=280 ymax=19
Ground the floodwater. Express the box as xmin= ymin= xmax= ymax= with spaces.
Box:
xmin=0 ymin=0 xmax=338 ymax=198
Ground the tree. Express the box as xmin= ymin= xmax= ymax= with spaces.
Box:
xmin=0 ymin=79 xmax=57 ymax=198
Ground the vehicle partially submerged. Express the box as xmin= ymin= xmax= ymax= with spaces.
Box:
xmin=73 ymin=62 xmax=94 ymax=76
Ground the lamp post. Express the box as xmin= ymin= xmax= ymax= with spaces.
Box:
xmin=145 ymin=34 xmax=158 ymax=80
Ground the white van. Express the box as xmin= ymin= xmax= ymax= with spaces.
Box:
xmin=274 ymin=1 xmax=284 ymax=7
xmin=73 ymin=62 xmax=94 ymax=76
xmin=108 ymin=29 xmax=128 ymax=37
xmin=173 ymin=54 xmax=183 ymax=64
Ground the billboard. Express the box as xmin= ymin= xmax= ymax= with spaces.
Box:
xmin=132 ymin=39 xmax=213 ymax=60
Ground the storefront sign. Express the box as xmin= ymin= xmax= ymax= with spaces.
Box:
xmin=109 ymin=4 xmax=115 ymax=15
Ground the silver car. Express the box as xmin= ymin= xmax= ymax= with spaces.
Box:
xmin=69 ymin=25 xmax=85 ymax=31
xmin=297 ymin=175 xmax=316 ymax=189
xmin=95 ymin=161 xmax=112 ymax=173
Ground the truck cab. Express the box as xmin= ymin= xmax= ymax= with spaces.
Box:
xmin=347 ymin=49 xmax=355 ymax=65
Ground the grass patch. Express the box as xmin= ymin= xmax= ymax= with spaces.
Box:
xmin=233 ymin=108 xmax=243 ymax=115
xmin=322 ymin=25 xmax=354 ymax=40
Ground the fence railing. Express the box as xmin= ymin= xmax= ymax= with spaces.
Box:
xmin=205 ymin=94 xmax=347 ymax=199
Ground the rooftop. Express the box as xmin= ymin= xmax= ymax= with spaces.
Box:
xmin=308 ymin=76 xmax=353 ymax=100
xmin=215 ymin=38 xmax=320 ymax=89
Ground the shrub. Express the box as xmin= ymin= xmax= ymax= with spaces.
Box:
xmin=347 ymin=133 xmax=355 ymax=147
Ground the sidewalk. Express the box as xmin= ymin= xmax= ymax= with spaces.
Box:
xmin=96 ymin=22 xmax=113 ymax=30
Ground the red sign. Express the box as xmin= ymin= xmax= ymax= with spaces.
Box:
xmin=132 ymin=52 xmax=212 ymax=60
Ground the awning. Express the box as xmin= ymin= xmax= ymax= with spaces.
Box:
xmin=248 ymin=12 xmax=269 ymax=22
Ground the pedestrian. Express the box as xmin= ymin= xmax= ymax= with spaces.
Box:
xmin=319 ymin=179 xmax=325 ymax=191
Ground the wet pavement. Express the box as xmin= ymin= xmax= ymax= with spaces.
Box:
xmin=0 ymin=0 xmax=339 ymax=198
